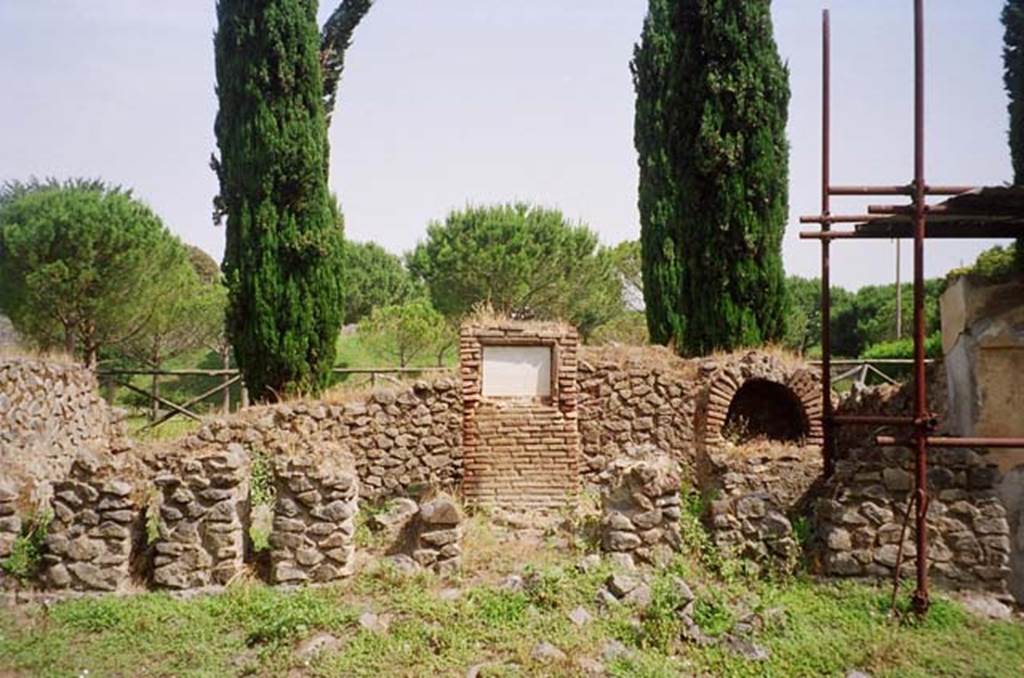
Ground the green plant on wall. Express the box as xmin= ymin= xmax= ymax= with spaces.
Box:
xmin=249 ymin=449 xmax=277 ymax=553
xmin=1 ymin=510 xmax=51 ymax=581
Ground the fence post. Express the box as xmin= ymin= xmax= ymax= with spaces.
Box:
xmin=221 ymin=347 xmax=231 ymax=414
xmin=150 ymin=373 xmax=160 ymax=422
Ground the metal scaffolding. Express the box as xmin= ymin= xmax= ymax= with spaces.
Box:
xmin=799 ymin=0 xmax=1024 ymax=614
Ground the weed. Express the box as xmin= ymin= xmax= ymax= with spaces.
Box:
xmin=1 ymin=510 xmax=51 ymax=581
xmin=638 ymin=574 xmax=686 ymax=652
xmin=248 ymin=449 xmax=276 ymax=552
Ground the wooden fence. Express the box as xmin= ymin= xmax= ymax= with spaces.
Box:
xmin=807 ymin=358 xmax=938 ymax=390
xmin=98 ymin=366 xmax=452 ymax=431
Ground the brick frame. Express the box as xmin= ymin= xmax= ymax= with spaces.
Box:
xmin=460 ymin=322 xmax=580 ymax=511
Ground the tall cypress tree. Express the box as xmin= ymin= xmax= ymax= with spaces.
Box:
xmin=214 ymin=0 xmax=344 ymax=400
xmin=633 ymin=0 xmax=790 ymax=355
xmin=1003 ymin=0 xmax=1024 ymax=264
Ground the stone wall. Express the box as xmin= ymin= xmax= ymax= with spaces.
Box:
xmin=461 ymin=322 xmax=581 ymax=512
xmin=151 ymin=446 xmax=248 ymax=589
xmin=41 ymin=459 xmax=136 ymax=592
xmin=270 ymin=457 xmax=358 ymax=584
xmin=815 ymin=446 xmax=1011 ymax=595
xmin=0 ymin=483 xmax=19 ymax=562
xmin=165 ymin=378 xmax=461 ymax=502
xmin=577 ymin=346 xmax=699 ymax=487
xmin=0 ymin=359 xmax=131 ymax=501
xmin=412 ymin=496 xmax=463 ymax=576
xmin=600 ymin=457 xmax=682 ymax=567
xmin=705 ymin=443 xmax=820 ymax=570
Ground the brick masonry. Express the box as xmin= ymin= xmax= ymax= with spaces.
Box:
xmin=460 ymin=322 xmax=581 ymax=511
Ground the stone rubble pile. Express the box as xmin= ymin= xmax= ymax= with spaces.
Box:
xmin=377 ymin=494 xmax=464 ymax=577
xmin=41 ymin=458 xmax=135 ymax=592
xmin=152 ymin=446 xmax=248 ymax=589
xmin=271 ymin=457 xmax=359 ymax=584
xmin=600 ymin=457 xmax=682 ymax=566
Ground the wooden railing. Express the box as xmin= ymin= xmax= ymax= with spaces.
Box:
xmin=807 ymin=358 xmax=938 ymax=389
xmin=98 ymin=365 xmax=452 ymax=430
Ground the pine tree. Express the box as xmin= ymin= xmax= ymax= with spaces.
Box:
xmin=632 ymin=0 xmax=790 ymax=355
xmin=214 ymin=0 xmax=344 ymax=400
xmin=1003 ymin=0 xmax=1024 ymax=264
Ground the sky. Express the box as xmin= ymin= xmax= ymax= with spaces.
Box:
xmin=0 ymin=0 xmax=1014 ymax=289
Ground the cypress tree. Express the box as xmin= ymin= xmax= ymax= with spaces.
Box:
xmin=1003 ymin=0 xmax=1024 ymax=264
xmin=214 ymin=0 xmax=344 ymax=400
xmin=632 ymin=0 xmax=790 ymax=355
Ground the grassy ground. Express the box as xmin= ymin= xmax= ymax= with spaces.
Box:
xmin=1 ymin=513 xmax=1021 ymax=678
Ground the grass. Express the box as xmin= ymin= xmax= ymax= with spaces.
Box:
xmin=1 ymin=543 xmax=1021 ymax=677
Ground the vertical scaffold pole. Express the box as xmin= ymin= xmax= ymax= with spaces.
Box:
xmin=821 ymin=9 xmax=835 ymax=477
xmin=911 ymin=0 xmax=931 ymax=615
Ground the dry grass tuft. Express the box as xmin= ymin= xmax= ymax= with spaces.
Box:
xmin=0 ymin=345 xmax=78 ymax=365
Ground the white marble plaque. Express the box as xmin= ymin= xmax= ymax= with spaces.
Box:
xmin=481 ymin=345 xmax=552 ymax=398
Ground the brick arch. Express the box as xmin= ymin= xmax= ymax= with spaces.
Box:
xmin=698 ymin=353 xmax=823 ymax=451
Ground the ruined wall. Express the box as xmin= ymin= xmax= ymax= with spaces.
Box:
xmin=0 ymin=359 xmax=131 ymax=498
xmin=815 ymin=446 xmax=1010 ymax=595
xmin=0 ymin=483 xmax=19 ymax=563
xmin=577 ymin=347 xmax=699 ymax=487
xmin=940 ymin=274 xmax=1024 ymax=472
xmin=41 ymin=459 xmax=137 ymax=592
xmin=151 ymin=447 xmax=248 ymax=589
xmin=164 ymin=378 xmax=462 ymax=502
xmin=461 ymin=323 xmax=581 ymax=512
xmin=706 ymin=444 xmax=820 ymax=570
xmin=600 ymin=457 xmax=682 ymax=567
xmin=270 ymin=457 xmax=358 ymax=584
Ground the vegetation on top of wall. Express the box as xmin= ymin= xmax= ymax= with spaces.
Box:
xmin=945 ymin=244 xmax=1021 ymax=286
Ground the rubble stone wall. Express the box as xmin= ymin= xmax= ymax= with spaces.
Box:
xmin=41 ymin=462 xmax=136 ymax=592
xmin=170 ymin=378 xmax=462 ymax=502
xmin=461 ymin=323 xmax=581 ymax=511
xmin=0 ymin=483 xmax=19 ymax=562
xmin=577 ymin=347 xmax=699 ymax=487
xmin=151 ymin=446 xmax=248 ymax=589
xmin=815 ymin=446 xmax=1011 ymax=595
xmin=705 ymin=445 xmax=820 ymax=569
xmin=0 ymin=359 xmax=130 ymax=498
xmin=270 ymin=457 xmax=358 ymax=584
xmin=600 ymin=457 xmax=682 ymax=567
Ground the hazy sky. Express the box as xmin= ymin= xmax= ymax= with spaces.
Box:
xmin=0 ymin=0 xmax=1014 ymax=289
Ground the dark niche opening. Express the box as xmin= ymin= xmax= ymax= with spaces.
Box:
xmin=723 ymin=379 xmax=808 ymax=443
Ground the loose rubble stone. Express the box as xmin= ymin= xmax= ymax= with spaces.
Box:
xmin=530 ymin=641 xmax=567 ymax=663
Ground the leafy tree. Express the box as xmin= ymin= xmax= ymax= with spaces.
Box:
xmin=785 ymin=275 xmax=942 ymax=358
xmin=1003 ymin=0 xmax=1024 ymax=265
xmin=357 ymin=299 xmax=450 ymax=367
xmin=214 ymin=0 xmax=345 ymax=401
xmin=185 ymin=245 xmax=222 ymax=285
xmin=607 ymin=240 xmax=644 ymax=311
xmin=406 ymin=203 xmax=624 ymax=339
xmin=342 ymin=241 xmax=417 ymax=324
xmin=633 ymin=0 xmax=790 ymax=355
xmin=0 ymin=179 xmax=189 ymax=366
